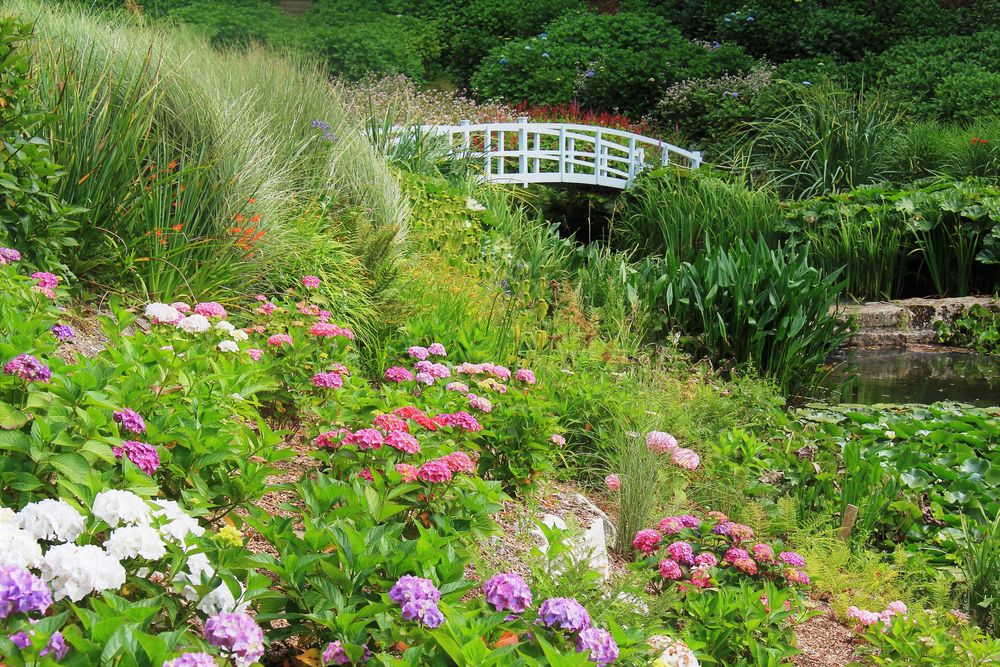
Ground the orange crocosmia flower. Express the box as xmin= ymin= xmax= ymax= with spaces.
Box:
xmin=251 ymin=214 xmax=261 ymax=223
xmin=154 ymin=229 xmax=162 ymax=237
xmin=234 ymin=213 xmax=245 ymax=223
xmin=171 ymin=224 xmax=182 ymax=231
xmin=248 ymin=197 xmax=256 ymax=204
xmin=168 ymin=160 xmax=178 ymax=170
xmin=253 ymin=231 xmax=265 ymax=241
xmin=230 ymin=227 xmax=242 ymax=234
xmin=158 ymin=239 xmax=167 ymax=246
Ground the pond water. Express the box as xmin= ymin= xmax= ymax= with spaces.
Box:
xmin=820 ymin=349 xmax=1000 ymax=407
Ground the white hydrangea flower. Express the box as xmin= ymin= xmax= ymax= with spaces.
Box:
xmin=105 ymin=525 xmax=167 ymax=560
xmin=0 ymin=506 xmax=17 ymax=524
xmin=40 ymin=543 xmax=127 ymax=601
xmin=0 ymin=523 xmax=44 ymax=568
xmin=92 ymin=490 xmax=151 ymax=527
xmin=176 ymin=314 xmax=211 ymax=333
xmin=151 ymin=499 xmax=205 ymax=544
xmin=145 ymin=302 xmax=181 ymax=324
xmin=230 ymin=329 xmax=249 ymax=342
xmin=16 ymin=499 xmax=86 ymax=542
xmin=214 ymin=320 xmax=236 ymax=334
xmin=217 ymin=340 xmax=240 ymax=353
xmin=465 ymin=197 xmax=486 ymax=211
xmin=179 ymin=552 xmax=247 ymax=615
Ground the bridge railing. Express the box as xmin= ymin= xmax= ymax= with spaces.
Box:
xmin=399 ymin=116 xmax=701 ymax=189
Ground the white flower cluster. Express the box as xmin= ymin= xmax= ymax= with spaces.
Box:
xmin=177 ymin=314 xmax=211 ymax=333
xmin=214 ymin=320 xmax=246 ymax=351
xmin=145 ymin=302 xmax=181 ymax=324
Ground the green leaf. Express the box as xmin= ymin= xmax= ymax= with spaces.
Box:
xmin=0 ymin=400 xmax=29 ymax=429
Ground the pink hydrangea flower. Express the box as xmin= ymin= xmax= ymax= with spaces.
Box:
xmin=784 ymin=568 xmax=810 ymax=585
xmin=483 ymin=364 xmax=511 ymax=381
xmin=658 ymin=517 xmax=684 ymax=534
xmin=343 ymin=428 xmax=383 ymax=451
xmin=690 ymin=565 xmax=712 ymax=588
xmin=723 ymin=547 xmax=750 ymax=564
xmin=384 ymin=366 xmax=413 ymax=382
xmin=302 ymin=275 xmax=320 ymax=288
xmin=407 ymin=346 xmax=429 ymax=360
xmin=427 ymin=363 xmax=451 ymax=379
xmin=427 ymin=343 xmax=446 ymax=356
xmin=267 ymin=334 xmax=293 ymax=347
xmin=752 ymin=544 xmax=775 ymax=562
xmin=694 ymin=552 xmax=718 ymax=567
xmin=886 ymin=601 xmax=908 ymax=616
xmin=418 ymin=459 xmax=453 ymax=483
xmin=384 ymin=431 xmax=420 ymax=454
xmin=467 ymin=394 xmax=492 ymax=413
xmin=194 ymin=302 xmax=227 ymax=319
xmin=309 ymin=322 xmax=339 ymax=337
xmin=677 ymin=514 xmax=701 ymax=528
xmin=550 ymin=434 xmax=566 ymax=446
xmin=666 ymin=541 xmax=695 ymax=565
xmin=32 ymin=272 xmax=59 ymax=295
xmin=455 ymin=362 xmax=483 ymax=375
xmin=440 ymin=451 xmax=475 ymax=474
xmin=646 ymin=431 xmax=678 ymax=454
xmin=171 ymin=302 xmax=191 ymax=314
xmin=4 ymin=354 xmax=51 ymax=383
xmin=604 ymin=474 xmax=620 ymax=491
xmin=514 ymin=368 xmax=536 ymax=384
xmin=312 ymin=372 xmax=343 ymax=389
xmin=373 ymin=414 xmax=409 ymax=432
xmin=435 ymin=412 xmax=482 ymax=431
xmin=658 ymin=559 xmax=682 ymax=580
xmin=670 ymin=448 xmax=700 ymax=470
xmin=258 ymin=302 xmax=277 ymax=316
xmin=315 ymin=430 xmax=349 ymax=448
xmin=632 ymin=529 xmax=662 ymax=555
xmin=415 ymin=371 xmax=434 ymax=385
xmin=247 ymin=348 xmax=263 ymax=361
xmin=0 ymin=247 xmax=21 ymax=264
xmin=113 ymin=440 xmax=160 ymax=475
xmin=445 ymin=382 xmax=469 ymax=393
xmin=847 ymin=606 xmax=881 ymax=627
xmin=357 ymin=469 xmax=374 ymax=482
xmin=732 ymin=557 xmax=758 ymax=575
xmin=395 ymin=463 xmax=418 ymax=482
xmin=779 ymin=551 xmax=806 ymax=567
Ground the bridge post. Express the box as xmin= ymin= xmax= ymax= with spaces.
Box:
xmin=594 ymin=128 xmax=603 ymax=185
xmin=627 ymin=135 xmax=637 ymax=183
xmin=691 ymin=151 xmax=703 ymax=169
xmin=558 ymin=126 xmax=566 ymax=179
xmin=660 ymin=141 xmax=670 ymax=168
xmin=459 ymin=119 xmax=471 ymax=160
xmin=517 ymin=116 xmax=528 ymax=186
xmin=484 ymin=129 xmax=492 ymax=179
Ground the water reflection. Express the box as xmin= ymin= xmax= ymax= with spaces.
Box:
xmin=821 ymin=349 xmax=1000 ymax=407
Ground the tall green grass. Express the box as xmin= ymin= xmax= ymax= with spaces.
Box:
xmin=13 ymin=0 xmax=405 ymax=332
xmin=894 ymin=119 xmax=1000 ymax=183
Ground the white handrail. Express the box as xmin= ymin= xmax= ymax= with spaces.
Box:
xmin=397 ymin=116 xmax=701 ymax=189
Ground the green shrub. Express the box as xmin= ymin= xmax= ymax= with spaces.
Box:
xmin=936 ymin=303 xmax=1000 ymax=355
xmin=471 ymin=10 xmax=755 ymax=117
xmin=893 ymin=119 xmax=1000 ymax=182
xmin=165 ymin=0 xmax=297 ymax=49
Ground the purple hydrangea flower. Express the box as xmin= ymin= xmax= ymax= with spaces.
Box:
xmin=537 ymin=597 xmax=590 ymax=633
xmin=401 ymin=597 xmax=445 ymax=628
xmin=113 ymin=409 xmax=146 ymax=435
xmin=322 ymin=641 xmax=350 ymax=665
xmin=0 ymin=247 xmax=22 ymax=264
xmin=3 ymin=354 xmax=51 ymax=383
xmin=311 ymin=120 xmax=330 ymax=130
xmin=0 ymin=566 xmax=52 ymax=619
xmin=575 ymin=627 xmax=619 ymax=666
xmin=112 ymin=440 xmax=159 ymax=475
xmin=203 ymin=612 xmax=264 ymax=664
xmin=9 ymin=630 xmax=31 ymax=649
xmin=780 ymin=551 xmax=806 ymax=567
xmin=677 ymin=515 xmax=701 ymax=528
xmin=164 ymin=653 xmax=218 ymax=667
xmin=51 ymin=324 xmax=75 ymax=342
xmin=483 ymin=573 xmax=532 ymax=614
xmin=42 ymin=631 xmax=68 ymax=660
xmin=390 ymin=575 xmax=444 ymax=628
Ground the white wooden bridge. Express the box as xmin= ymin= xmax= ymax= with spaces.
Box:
xmin=406 ymin=117 xmax=702 ymax=189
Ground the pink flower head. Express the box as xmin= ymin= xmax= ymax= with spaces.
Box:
xmin=258 ymin=301 xmax=277 ymax=316
xmin=32 ymin=272 xmax=59 ymax=290
xmin=357 ymin=469 xmax=374 ymax=482
xmin=752 ymin=544 xmax=775 ymax=562
xmin=203 ymin=612 xmax=264 ymax=664
xmin=514 ymin=368 xmax=537 ymax=384
xmin=417 ymin=459 xmax=453 ymax=483
xmin=677 ymin=514 xmax=701 ymax=528
xmin=302 ymin=275 xmax=320 ymax=288
xmin=395 ymin=463 xmax=418 ymax=482
xmin=779 ymin=551 xmax=806 ymax=567
xmin=384 ymin=366 xmax=413 ymax=383
xmin=435 ymin=411 xmax=482 ymax=432
xmin=658 ymin=517 xmax=684 ymax=535
xmin=267 ymin=334 xmax=293 ymax=347
xmin=114 ymin=409 xmax=146 ymax=435
xmin=344 ymin=428 xmax=384 ymax=451
xmin=784 ymin=568 xmax=810 ymax=585
xmin=373 ymin=414 xmax=409 ymax=432
xmin=194 ymin=302 xmax=227 ymax=319
xmin=483 ymin=364 xmax=511 ymax=381
xmin=658 ymin=559 xmax=682 ymax=580
xmin=467 ymin=394 xmax=492 ymax=413
xmin=647 ymin=431 xmax=678 ymax=454
xmin=322 ymin=641 xmax=350 ymax=666
xmin=317 ymin=310 xmax=332 ymax=322
xmin=886 ymin=601 xmax=908 ymax=617
xmin=315 ymin=429 xmax=349 ymax=448
xmin=407 ymin=346 xmax=429 ymax=360
xmin=727 ymin=523 xmax=755 ymax=542
xmin=732 ymin=557 xmax=758 ymax=575
xmin=604 ymin=474 xmax=621 ymax=491
xmin=428 ymin=363 xmax=451 ymax=379
xmin=415 ymin=371 xmax=434 ymax=385
xmin=171 ymin=302 xmax=192 ymax=314
xmin=384 ymin=431 xmax=420 ymax=454
xmin=483 ymin=572 xmax=532 ymax=614
xmin=666 ymin=541 xmax=695 ymax=565
xmin=723 ymin=548 xmax=750 ymax=564
xmin=309 ymin=322 xmax=339 ymax=337
xmin=4 ymin=354 xmax=51 ymax=383
xmin=445 ymin=381 xmax=470 ymax=394
xmin=550 ymin=434 xmax=566 ymax=446
xmin=632 ymin=529 xmax=662 ymax=555
xmin=694 ymin=552 xmax=718 ymax=567
xmin=440 ymin=451 xmax=475 ymax=474
xmin=113 ymin=440 xmax=160 ymax=475
xmin=456 ymin=362 xmax=484 ymax=375
xmin=427 ymin=343 xmax=447 ymax=356
xmin=690 ymin=565 xmax=712 ymax=588
xmin=247 ymin=348 xmax=263 ymax=361
xmin=312 ymin=372 xmax=344 ymax=389
xmin=670 ymin=447 xmax=700 ymax=470
xmin=847 ymin=606 xmax=881 ymax=627
xmin=707 ymin=511 xmax=728 ymax=523
xmin=0 ymin=247 xmax=21 ymax=264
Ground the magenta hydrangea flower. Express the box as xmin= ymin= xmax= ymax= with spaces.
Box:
xmin=112 ymin=440 xmax=160 ymax=475
xmin=0 ymin=566 xmax=53 ymax=618
xmin=407 ymin=346 xmax=429 ymax=360
xmin=384 ymin=366 xmax=413 ymax=383
xmin=343 ymin=428 xmax=383 ymax=451
xmin=302 ymin=275 xmax=321 ymax=288
xmin=784 ymin=568 xmax=810 ymax=585
xmin=467 ymin=394 xmax=492 ymax=413
xmin=445 ymin=382 xmax=469 ymax=393
xmin=373 ymin=414 xmax=408 ymax=432
xmin=194 ymin=302 xmax=227 ymax=319
xmin=417 ymin=459 xmax=453 ymax=483
xmin=657 ymin=517 xmax=684 ymax=534
xmin=514 ymin=368 xmax=537 ymax=384
xmin=440 ymin=451 xmax=475 ymax=474
xmin=752 ymin=544 xmax=775 ymax=562
xmin=322 ymin=641 xmax=350 ymax=665
xmin=309 ymin=322 xmax=341 ymax=338
xmin=51 ymin=324 xmax=75 ymax=342
xmin=575 ymin=627 xmax=619 ymax=666
xmin=10 ymin=629 xmax=68 ymax=660
xmin=32 ymin=272 xmax=59 ymax=292
xmin=646 ymin=431 xmax=678 ymax=454
xmin=732 ymin=557 xmax=758 ymax=575
xmin=658 ymin=559 xmax=682 ymax=580
xmin=427 ymin=363 xmax=450 ymax=379
xmin=427 ymin=343 xmax=447 ymax=356
xmin=113 ymin=409 xmax=146 ymax=435
xmin=779 ymin=551 xmax=806 ymax=567
xmin=694 ymin=552 xmax=718 ymax=567
xmin=395 ymin=463 xmax=418 ymax=482
xmin=203 ymin=612 xmax=264 ymax=664
xmin=164 ymin=653 xmax=218 ymax=667
xmin=670 ymin=447 xmax=700 ymax=470
xmin=0 ymin=247 xmax=21 ymax=264
xmin=357 ymin=468 xmax=374 ymax=482
xmin=483 ymin=573 xmax=532 ymax=614
xmin=604 ymin=474 xmax=620 ymax=491
xmin=267 ymin=334 xmax=293 ymax=347
xmin=666 ymin=542 xmax=695 ymax=565
xmin=312 ymin=372 xmax=344 ymax=389
xmin=677 ymin=514 xmax=701 ymax=529
xmin=723 ymin=548 xmax=750 ymax=564
xmin=384 ymin=431 xmax=420 ymax=454
xmin=632 ymin=529 xmax=662 ymax=555
xmin=435 ymin=411 xmax=482 ymax=432
xmin=4 ymin=354 xmax=51 ymax=383
xmin=846 ymin=606 xmax=881 ymax=627
xmin=537 ymin=597 xmax=590 ymax=632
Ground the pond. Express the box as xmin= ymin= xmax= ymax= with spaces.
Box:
xmin=820 ymin=349 xmax=1000 ymax=407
